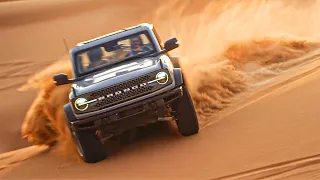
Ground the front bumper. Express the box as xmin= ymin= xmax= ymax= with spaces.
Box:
xmin=69 ymin=86 xmax=183 ymax=132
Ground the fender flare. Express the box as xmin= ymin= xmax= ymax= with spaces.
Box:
xmin=64 ymin=103 xmax=77 ymax=122
xmin=173 ymin=68 xmax=184 ymax=88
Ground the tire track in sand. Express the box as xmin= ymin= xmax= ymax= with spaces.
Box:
xmin=210 ymin=54 xmax=320 ymax=180
xmin=214 ymin=154 xmax=320 ymax=180
xmin=0 ymin=59 xmax=54 ymax=92
xmin=0 ymin=146 xmax=48 ymax=172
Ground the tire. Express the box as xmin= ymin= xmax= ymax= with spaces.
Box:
xmin=71 ymin=129 xmax=107 ymax=163
xmin=175 ymin=86 xmax=199 ymax=136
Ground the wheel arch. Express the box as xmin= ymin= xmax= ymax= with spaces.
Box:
xmin=173 ymin=68 xmax=184 ymax=88
xmin=64 ymin=103 xmax=77 ymax=122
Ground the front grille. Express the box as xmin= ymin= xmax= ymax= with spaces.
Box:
xmin=72 ymin=69 xmax=172 ymax=114
xmin=92 ymin=74 xmax=152 ymax=109
xmin=90 ymin=75 xmax=150 ymax=97
xmin=95 ymin=86 xmax=153 ymax=108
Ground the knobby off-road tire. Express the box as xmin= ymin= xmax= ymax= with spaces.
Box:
xmin=71 ymin=130 xmax=107 ymax=163
xmin=175 ymin=86 xmax=199 ymax=136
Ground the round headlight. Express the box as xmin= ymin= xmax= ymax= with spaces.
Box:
xmin=74 ymin=98 xmax=89 ymax=111
xmin=156 ymin=72 xmax=169 ymax=84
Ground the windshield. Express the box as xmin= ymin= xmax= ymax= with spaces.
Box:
xmin=75 ymin=31 xmax=155 ymax=75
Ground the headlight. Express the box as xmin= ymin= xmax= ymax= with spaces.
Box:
xmin=74 ymin=97 xmax=97 ymax=111
xmin=155 ymin=71 xmax=169 ymax=84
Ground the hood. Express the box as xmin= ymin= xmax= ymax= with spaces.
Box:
xmin=71 ymin=57 xmax=162 ymax=97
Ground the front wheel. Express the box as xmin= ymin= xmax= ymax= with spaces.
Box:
xmin=174 ymin=86 xmax=199 ymax=136
xmin=71 ymin=130 xmax=107 ymax=163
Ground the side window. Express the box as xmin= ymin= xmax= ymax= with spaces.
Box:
xmin=140 ymin=34 xmax=150 ymax=45
xmin=140 ymin=33 xmax=152 ymax=49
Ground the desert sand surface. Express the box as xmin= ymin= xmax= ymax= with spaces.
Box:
xmin=2 ymin=0 xmax=320 ymax=179
xmin=2 ymin=61 xmax=320 ymax=180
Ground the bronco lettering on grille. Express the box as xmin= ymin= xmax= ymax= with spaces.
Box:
xmin=100 ymin=82 xmax=148 ymax=99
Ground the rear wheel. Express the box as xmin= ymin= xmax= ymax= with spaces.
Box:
xmin=174 ymin=86 xmax=199 ymax=136
xmin=71 ymin=129 xmax=107 ymax=163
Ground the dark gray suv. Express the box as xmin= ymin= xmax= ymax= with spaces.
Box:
xmin=53 ymin=23 xmax=199 ymax=163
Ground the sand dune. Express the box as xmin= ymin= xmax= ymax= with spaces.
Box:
xmin=3 ymin=62 xmax=320 ymax=179
xmin=2 ymin=0 xmax=320 ymax=179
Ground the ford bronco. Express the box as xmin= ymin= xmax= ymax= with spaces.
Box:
xmin=53 ymin=23 xmax=199 ymax=163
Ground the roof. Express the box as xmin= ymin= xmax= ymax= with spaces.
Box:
xmin=76 ymin=23 xmax=154 ymax=46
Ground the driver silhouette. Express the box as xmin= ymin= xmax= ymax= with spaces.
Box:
xmin=128 ymin=35 xmax=152 ymax=56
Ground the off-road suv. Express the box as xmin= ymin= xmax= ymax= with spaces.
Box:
xmin=53 ymin=23 xmax=199 ymax=163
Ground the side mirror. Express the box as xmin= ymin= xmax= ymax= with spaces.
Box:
xmin=164 ymin=37 xmax=179 ymax=52
xmin=53 ymin=73 xmax=73 ymax=86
